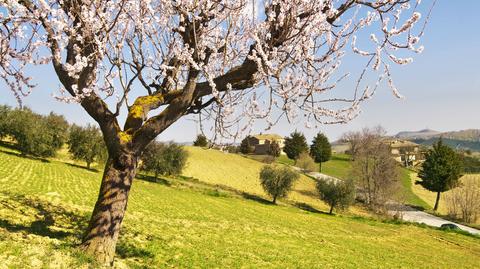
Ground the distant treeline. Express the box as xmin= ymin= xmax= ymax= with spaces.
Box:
xmin=0 ymin=105 xmax=70 ymax=157
xmin=462 ymin=155 xmax=480 ymax=174
xmin=0 ymin=105 xmax=107 ymax=168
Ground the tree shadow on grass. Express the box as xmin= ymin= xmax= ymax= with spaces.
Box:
xmin=292 ymin=202 xmax=329 ymax=215
xmin=241 ymin=192 xmax=274 ymax=205
xmin=66 ymin=163 xmax=100 ymax=173
xmin=0 ymin=148 xmax=50 ymax=163
xmin=116 ymin=241 xmax=154 ymax=259
xmin=0 ymin=192 xmax=87 ymax=240
xmin=135 ymin=174 xmax=172 ymax=186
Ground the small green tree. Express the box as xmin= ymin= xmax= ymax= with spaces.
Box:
xmin=240 ymin=136 xmax=255 ymax=154
xmin=310 ymin=132 xmax=332 ymax=172
xmin=283 ymin=131 xmax=308 ymax=160
xmin=0 ymin=105 xmax=12 ymax=139
xmin=259 ymin=165 xmax=300 ymax=204
xmin=193 ymin=134 xmax=208 ymax=147
xmin=296 ymin=152 xmax=317 ymax=172
xmin=316 ymin=178 xmax=356 ymax=214
xmin=416 ymin=139 xmax=463 ymax=211
xmin=141 ymin=142 xmax=188 ymax=180
xmin=68 ymin=124 xmax=106 ymax=169
xmin=267 ymin=141 xmax=281 ymax=158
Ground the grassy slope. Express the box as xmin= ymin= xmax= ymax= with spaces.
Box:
xmin=248 ymin=151 xmax=427 ymax=208
xmin=0 ymin=146 xmax=479 ymax=268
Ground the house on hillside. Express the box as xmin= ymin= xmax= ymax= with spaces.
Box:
xmin=385 ymin=139 xmax=423 ymax=167
xmin=247 ymin=134 xmax=285 ymax=155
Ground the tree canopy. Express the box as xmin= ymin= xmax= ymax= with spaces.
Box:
xmin=283 ymin=131 xmax=308 ymax=160
xmin=416 ymin=139 xmax=463 ymax=211
xmin=310 ymin=132 xmax=332 ymax=172
xmin=193 ymin=134 xmax=209 ymax=147
xmin=68 ymin=124 xmax=106 ymax=169
xmin=141 ymin=142 xmax=189 ymax=179
xmin=259 ymin=165 xmax=299 ymax=204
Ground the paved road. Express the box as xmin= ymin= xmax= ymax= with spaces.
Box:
xmin=304 ymin=170 xmax=480 ymax=235
xmin=388 ymin=204 xmax=480 ymax=235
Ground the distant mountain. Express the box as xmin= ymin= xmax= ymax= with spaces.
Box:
xmin=394 ymin=129 xmax=441 ymax=139
xmin=411 ymin=138 xmax=480 ymax=152
xmin=394 ymin=129 xmax=480 ymax=152
xmin=395 ymin=129 xmax=480 ymax=142
xmin=440 ymin=129 xmax=480 ymax=142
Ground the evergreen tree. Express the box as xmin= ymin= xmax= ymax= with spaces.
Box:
xmin=283 ymin=131 xmax=308 ymax=160
xmin=193 ymin=134 xmax=208 ymax=147
xmin=310 ymin=132 xmax=332 ymax=172
xmin=416 ymin=139 xmax=463 ymax=211
xmin=240 ymin=136 xmax=255 ymax=154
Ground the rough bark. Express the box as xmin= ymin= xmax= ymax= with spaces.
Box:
xmin=80 ymin=150 xmax=138 ymax=266
xmin=434 ymin=191 xmax=441 ymax=211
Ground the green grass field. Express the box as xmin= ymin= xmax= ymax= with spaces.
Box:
xmin=246 ymin=151 xmax=427 ymax=208
xmin=0 ymin=145 xmax=479 ymax=268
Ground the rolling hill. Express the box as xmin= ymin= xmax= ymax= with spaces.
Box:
xmin=395 ymin=129 xmax=480 ymax=152
xmin=0 ymin=145 xmax=479 ymax=268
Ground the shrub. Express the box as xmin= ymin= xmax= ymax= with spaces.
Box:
xmin=141 ymin=142 xmax=188 ymax=179
xmin=316 ymin=178 xmax=356 ymax=214
xmin=259 ymin=165 xmax=299 ymax=204
xmin=262 ymin=155 xmax=276 ymax=164
xmin=193 ymin=134 xmax=208 ymax=147
xmin=267 ymin=141 xmax=281 ymax=158
xmin=296 ymin=152 xmax=316 ymax=172
xmin=446 ymin=178 xmax=480 ymax=223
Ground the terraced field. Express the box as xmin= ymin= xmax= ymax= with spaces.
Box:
xmin=0 ymin=146 xmax=479 ymax=268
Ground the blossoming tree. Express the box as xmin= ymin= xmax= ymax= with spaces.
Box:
xmin=0 ymin=0 xmax=431 ymax=264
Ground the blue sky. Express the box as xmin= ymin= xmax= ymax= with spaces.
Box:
xmin=1 ymin=1 xmax=479 ymax=143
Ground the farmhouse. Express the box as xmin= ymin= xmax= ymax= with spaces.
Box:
xmin=385 ymin=139 xmax=423 ymax=167
xmin=247 ymin=134 xmax=285 ymax=155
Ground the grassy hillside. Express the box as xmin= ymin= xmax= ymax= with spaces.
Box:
xmin=411 ymin=173 xmax=480 ymax=222
xmin=0 ymin=146 xmax=479 ymax=268
xmin=228 ymin=150 xmax=427 ymax=209
xmin=183 ymin=147 xmax=346 ymax=214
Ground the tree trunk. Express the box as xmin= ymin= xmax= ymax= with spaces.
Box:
xmin=87 ymin=161 xmax=91 ymax=170
xmin=329 ymin=204 xmax=334 ymax=214
xmin=319 ymin=162 xmax=322 ymax=172
xmin=80 ymin=151 xmax=138 ymax=266
xmin=433 ymin=192 xmax=441 ymax=211
xmin=272 ymin=195 xmax=277 ymax=204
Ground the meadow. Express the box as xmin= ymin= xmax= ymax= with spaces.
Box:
xmin=0 ymin=145 xmax=479 ymax=268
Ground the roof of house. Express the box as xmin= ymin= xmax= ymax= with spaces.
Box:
xmin=252 ymin=134 xmax=284 ymax=141
xmin=386 ymin=139 xmax=419 ymax=148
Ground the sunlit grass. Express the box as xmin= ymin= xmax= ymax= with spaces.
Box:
xmin=0 ymin=145 xmax=479 ymax=268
